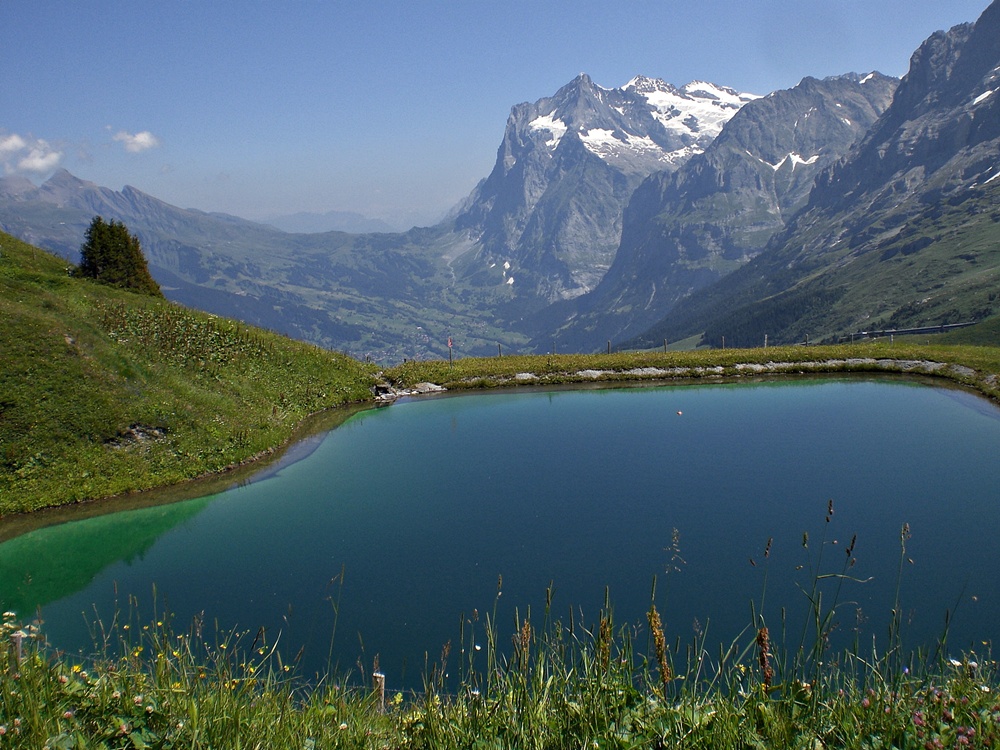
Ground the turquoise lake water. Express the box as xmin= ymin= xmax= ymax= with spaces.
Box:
xmin=2 ymin=377 xmax=999 ymax=685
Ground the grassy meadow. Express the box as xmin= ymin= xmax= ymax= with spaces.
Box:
xmin=0 ymin=232 xmax=376 ymax=515
xmin=2 ymin=577 xmax=998 ymax=749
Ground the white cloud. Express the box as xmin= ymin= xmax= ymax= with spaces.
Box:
xmin=0 ymin=132 xmax=63 ymax=174
xmin=0 ymin=134 xmax=27 ymax=155
xmin=113 ymin=130 xmax=161 ymax=153
xmin=18 ymin=145 xmax=63 ymax=173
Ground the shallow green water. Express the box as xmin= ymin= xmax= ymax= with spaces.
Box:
xmin=3 ymin=377 xmax=999 ymax=684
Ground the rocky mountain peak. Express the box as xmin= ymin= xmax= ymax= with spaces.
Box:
xmin=452 ymin=72 xmax=758 ymax=304
xmin=0 ymin=174 xmax=37 ymax=198
xmin=811 ymin=0 xmax=1000 ymax=208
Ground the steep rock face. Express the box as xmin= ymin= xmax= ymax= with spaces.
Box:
xmin=627 ymin=0 xmax=1000 ymax=349
xmin=451 ymin=74 xmax=757 ymax=306
xmin=810 ymin=2 xmax=1000 ymax=208
xmin=544 ymin=73 xmax=897 ymax=351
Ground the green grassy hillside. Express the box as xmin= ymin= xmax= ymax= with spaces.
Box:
xmin=0 ymin=232 xmax=377 ymax=515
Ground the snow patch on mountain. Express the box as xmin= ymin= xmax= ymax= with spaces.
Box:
xmin=521 ymin=74 xmax=758 ymax=171
xmin=579 ymin=128 xmax=674 ymax=162
xmin=749 ymin=152 xmax=821 ymax=171
xmin=626 ymin=76 xmax=759 ymax=143
xmin=529 ymin=114 xmax=569 ymax=147
xmin=972 ymin=89 xmax=995 ymax=105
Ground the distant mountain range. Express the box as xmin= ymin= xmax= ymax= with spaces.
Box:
xmin=2 ymin=0 xmax=999 ymax=359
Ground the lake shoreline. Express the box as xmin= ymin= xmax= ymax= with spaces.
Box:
xmin=4 ymin=345 xmax=999 ymax=535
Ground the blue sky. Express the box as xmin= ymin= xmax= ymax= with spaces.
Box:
xmin=1 ymin=0 xmax=991 ymax=228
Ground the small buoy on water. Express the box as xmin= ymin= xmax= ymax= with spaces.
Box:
xmin=677 ymin=411 xmax=683 ymax=415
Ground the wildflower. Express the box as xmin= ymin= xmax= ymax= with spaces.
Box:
xmin=71 ymin=664 xmax=82 ymax=674
xmin=63 ymin=710 xmax=74 ymax=719
xmin=134 ymin=695 xmax=144 ymax=705
xmin=0 ymin=726 xmax=7 ymax=735
xmin=58 ymin=675 xmax=68 ymax=684
xmin=862 ymin=698 xmax=870 ymax=708
xmin=339 ymin=723 xmax=348 ymax=730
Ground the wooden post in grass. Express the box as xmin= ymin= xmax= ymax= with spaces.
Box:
xmin=607 ymin=340 xmax=611 ymax=355
xmin=10 ymin=629 xmax=25 ymax=668
xmin=448 ymin=337 xmax=453 ymax=368
xmin=498 ymin=343 xmax=502 ymax=357
xmin=373 ymin=671 xmax=386 ymax=713
xmin=663 ymin=339 xmax=668 ymax=353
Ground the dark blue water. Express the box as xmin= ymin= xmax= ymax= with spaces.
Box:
xmin=2 ymin=377 xmax=999 ymax=685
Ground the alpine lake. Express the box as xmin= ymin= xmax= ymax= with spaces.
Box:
xmin=2 ymin=375 xmax=999 ymax=688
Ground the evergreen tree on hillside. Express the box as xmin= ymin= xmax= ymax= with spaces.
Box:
xmin=75 ymin=216 xmax=163 ymax=297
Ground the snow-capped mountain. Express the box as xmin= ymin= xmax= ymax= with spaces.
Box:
xmin=541 ymin=71 xmax=898 ymax=351
xmin=523 ymin=75 xmax=757 ymax=174
xmin=451 ymin=73 xmax=757 ymax=305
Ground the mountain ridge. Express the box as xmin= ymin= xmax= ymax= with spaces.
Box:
xmin=624 ymin=0 xmax=1000 ymax=349
xmin=540 ymin=71 xmax=898 ymax=352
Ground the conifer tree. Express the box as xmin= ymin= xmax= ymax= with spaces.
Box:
xmin=75 ymin=216 xmax=163 ymax=297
